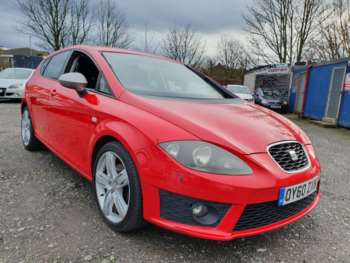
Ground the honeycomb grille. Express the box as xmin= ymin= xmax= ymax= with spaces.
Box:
xmin=234 ymin=192 xmax=317 ymax=231
xmin=268 ymin=142 xmax=309 ymax=172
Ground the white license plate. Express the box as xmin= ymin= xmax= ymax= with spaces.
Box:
xmin=271 ymin=105 xmax=281 ymax=109
xmin=278 ymin=177 xmax=318 ymax=206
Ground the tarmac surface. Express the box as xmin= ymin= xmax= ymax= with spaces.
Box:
xmin=0 ymin=102 xmax=349 ymax=263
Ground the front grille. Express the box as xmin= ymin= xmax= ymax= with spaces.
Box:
xmin=268 ymin=141 xmax=309 ymax=172
xmin=234 ymin=192 xmax=317 ymax=231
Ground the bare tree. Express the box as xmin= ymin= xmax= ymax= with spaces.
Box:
xmin=309 ymin=0 xmax=350 ymax=60
xmin=216 ymin=36 xmax=253 ymax=83
xmin=95 ymin=0 xmax=132 ymax=48
xmin=336 ymin=0 xmax=350 ymax=55
xmin=244 ymin=0 xmax=293 ymax=63
xmin=307 ymin=22 xmax=342 ymax=61
xmin=161 ymin=25 xmax=205 ymax=68
xmin=244 ymin=0 xmax=325 ymax=64
xmin=294 ymin=0 xmax=326 ymax=62
xmin=68 ymin=0 xmax=91 ymax=45
xmin=216 ymin=36 xmax=252 ymax=70
xmin=17 ymin=0 xmax=70 ymax=50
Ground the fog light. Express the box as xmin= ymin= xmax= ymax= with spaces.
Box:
xmin=192 ymin=203 xmax=208 ymax=217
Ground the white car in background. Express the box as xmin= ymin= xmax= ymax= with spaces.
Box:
xmin=0 ymin=68 xmax=34 ymax=100
xmin=226 ymin=84 xmax=254 ymax=101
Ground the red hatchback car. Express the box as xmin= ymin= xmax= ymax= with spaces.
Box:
xmin=21 ymin=45 xmax=321 ymax=240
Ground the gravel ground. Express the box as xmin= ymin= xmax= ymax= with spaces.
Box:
xmin=0 ymin=102 xmax=349 ymax=263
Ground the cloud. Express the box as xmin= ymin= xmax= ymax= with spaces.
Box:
xmin=0 ymin=0 xmax=251 ymax=55
xmin=117 ymin=0 xmax=250 ymax=33
xmin=0 ymin=1 xmax=29 ymax=48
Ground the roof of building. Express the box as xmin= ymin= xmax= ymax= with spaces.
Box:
xmin=4 ymin=48 xmax=48 ymax=57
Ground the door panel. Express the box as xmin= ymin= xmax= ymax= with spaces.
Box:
xmin=47 ymin=85 xmax=95 ymax=174
xmin=326 ymin=67 xmax=346 ymax=119
xmin=28 ymin=76 xmax=57 ymax=143
xmin=30 ymin=51 xmax=71 ymax=143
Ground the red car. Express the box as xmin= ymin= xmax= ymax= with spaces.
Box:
xmin=21 ymin=45 xmax=321 ymax=241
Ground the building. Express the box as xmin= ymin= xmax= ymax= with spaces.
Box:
xmin=289 ymin=58 xmax=350 ymax=128
xmin=4 ymin=47 xmax=48 ymax=57
xmin=289 ymin=65 xmax=308 ymax=114
xmin=0 ymin=47 xmax=48 ymax=70
xmin=244 ymin=64 xmax=291 ymax=94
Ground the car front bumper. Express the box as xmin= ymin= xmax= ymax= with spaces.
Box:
xmin=265 ymin=104 xmax=282 ymax=110
xmin=0 ymin=87 xmax=24 ymax=99
xmin=139 ymin=147 xmax=321 ymax=240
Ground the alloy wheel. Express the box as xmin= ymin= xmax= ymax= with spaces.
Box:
xmin=95 ymin=151 xmax=130 ymax=224
xmin=21 ymin=110 xmax=31 ymax=146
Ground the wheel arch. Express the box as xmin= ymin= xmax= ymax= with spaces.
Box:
xmin=21 ymin=99 xmax=28 ymax=113
xmin=91 ymin=135 xmax=117 ymax=172
xmin=89 ymin=121 xmax=154 ymax=181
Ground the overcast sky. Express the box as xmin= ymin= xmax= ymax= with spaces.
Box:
xmin=0 ymin=0 xmax=251 ymax=56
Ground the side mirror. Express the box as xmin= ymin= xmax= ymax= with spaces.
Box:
xmin=58 ymin=73 xmax=88 ymax=96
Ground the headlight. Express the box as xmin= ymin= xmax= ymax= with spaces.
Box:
xmin=261 ymin=99 xmax=268 ymax=104
xmin=160 ymin=141 xmax=252 ymax=175
xmin=8 ymin=83 xmax=23 ymax=89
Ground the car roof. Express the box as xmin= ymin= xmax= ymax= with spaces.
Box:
xmin=50 ymin=45 xmax=177 ymax=63
xmin=3 ymin=67 xmax=34 ymax=71
xmin=227 ymin=84 xmax=248 ymax=88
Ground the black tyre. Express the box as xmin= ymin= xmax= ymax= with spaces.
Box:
xmin=21 ymin=107 xmax=42 ymax=151
xmin=93 ymin=141 xmax=145 ymax=232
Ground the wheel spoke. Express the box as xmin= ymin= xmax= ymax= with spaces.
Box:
xmin=96 ymin=151 xmax=130 ymax=223
xmin=26 ymin=129 xmax=30 ymax=140
xmin=116 ymin=169 xmax=129 ymax=188
xmin=22 ymin=111 xmax=31 ymax=145
xmin=106 ymin=152 xmax=118 ymax=179
xmin=103 ymin=190 xmax=113 ymax=216
xmin=96 ymin=171 xmax=110 ymax=187
xmin=113 ymin=192 xmax=128 ymax=217
xmin=96 ymin=154 xmax=106 ymax=172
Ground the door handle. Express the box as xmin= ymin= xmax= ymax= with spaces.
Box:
xmin=51 ymin=89 xmax=57 ymax=96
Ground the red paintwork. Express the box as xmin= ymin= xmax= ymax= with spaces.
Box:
xmin=23 ymin=45 xmax=321 ymax=241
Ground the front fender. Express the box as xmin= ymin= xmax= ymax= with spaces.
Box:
xmin=88 ymin=119 xmax=154 ymax=180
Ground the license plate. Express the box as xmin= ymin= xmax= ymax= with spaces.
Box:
xmin=271 ymin=105 xmax=281 ymax=109
xmin=278 ymin=177 xmax=318 ymax=206
xmin=0 ymin=88 xmax=5 ymax=96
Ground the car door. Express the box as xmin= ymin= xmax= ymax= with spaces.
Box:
xmin=46 ymin=51 xmax=103 ymax=175
xmin=29 ymin=51 xmax=71 ymax=144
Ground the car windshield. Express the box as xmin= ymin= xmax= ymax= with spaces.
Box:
xmin=103 ymin=52 xmax=225 ymax=99
xmin=227 ymin=85 xmax=251 ymax=94
xmin=0 ymin=68 xmax=32 ymax=79
xmin=261 ymin=89 xmax=281 ymax=99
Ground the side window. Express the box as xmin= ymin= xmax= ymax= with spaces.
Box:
xmin=97 ymin=75 xmax=112 ymax=95
xmin=43 ymin=51 xmax=70 ymax=79
xmin=40 ymin=58 xmax=50 ymax=75
xmin=67 ymin=52 xmax=99 ymax=90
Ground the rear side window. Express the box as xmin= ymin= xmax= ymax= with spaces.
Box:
xmin=40 ymin=59 xmax=50 ymax=75
xmin=97 ymin=75 xmax=112 ymax=95
xmin=43 ymin=51 xmax=70 ymax=79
